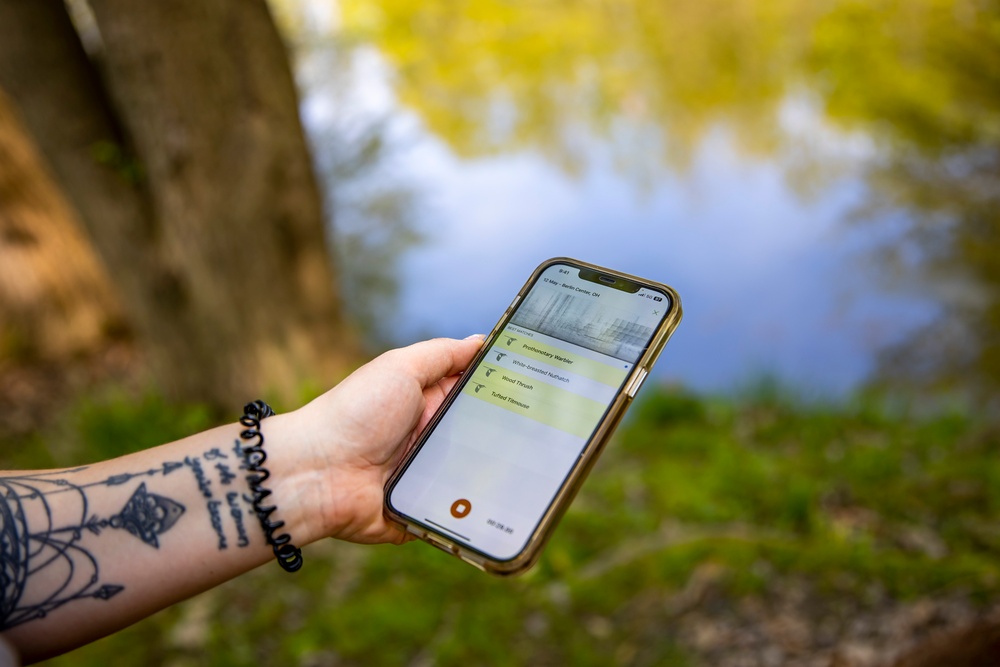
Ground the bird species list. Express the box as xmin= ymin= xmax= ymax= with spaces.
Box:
xmin=462 ymin=325 xmax=629 ymax=439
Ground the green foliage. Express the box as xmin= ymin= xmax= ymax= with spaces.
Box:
xmin=89 ymin=140 xmax=144 ymax=186
xmin=71 ymin=391 xmax=214 ymax=462
xmin=339 ymin=0 xmax=819 ymax=173
xmin=0 ymin=390 xmax=214 ymax=470
xmin=20 ymin=384 xmax=998 ymax=666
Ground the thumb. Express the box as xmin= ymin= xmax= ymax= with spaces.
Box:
xmin=393 ymin=335 xmax=485 ymax=388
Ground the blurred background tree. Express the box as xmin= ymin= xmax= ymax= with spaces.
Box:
xmin=0 ymin=89 xmax=123 ymax=363
xmin=339 ymin=0 xmax=822 ymax=175
xmin=0 ymin=0 xmax=349 ymax=409
xmin=808 ymin=0 xmax=1000 ymax=402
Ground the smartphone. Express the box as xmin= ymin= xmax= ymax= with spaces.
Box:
xmin=384 ymin=258 xmax=682 ymax=576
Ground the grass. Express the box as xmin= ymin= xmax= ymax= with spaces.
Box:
xmin=6 ymin=385 xmax=999 ymax=665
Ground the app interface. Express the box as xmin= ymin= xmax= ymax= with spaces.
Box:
xmin=390 ymin=264 xmax=670 ymax=560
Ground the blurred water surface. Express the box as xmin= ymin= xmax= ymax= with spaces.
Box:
xmin=283 ymin=0 xmax=999 ymax=399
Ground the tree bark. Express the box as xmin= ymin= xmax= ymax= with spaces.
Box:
xmin=0 ymin=0 xmax=349 ymax=406
xmin=0 ymin=90 xmax=123 ymax=360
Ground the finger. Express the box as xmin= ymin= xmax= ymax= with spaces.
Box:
xmin=433 ymin=374 xmax=462 ymax=397
xmin=392 ymin=335 xmax=484 ymax=389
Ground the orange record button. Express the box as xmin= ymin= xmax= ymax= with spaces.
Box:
xmin=450 ymin=499 xmax=472 ymax=519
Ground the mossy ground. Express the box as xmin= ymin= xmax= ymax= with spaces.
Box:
xmin=6 ymin=386 xmax=998 ymax=665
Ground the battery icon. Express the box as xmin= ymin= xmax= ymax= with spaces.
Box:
xmin=653 ymin=296 xmax=663 ymax=302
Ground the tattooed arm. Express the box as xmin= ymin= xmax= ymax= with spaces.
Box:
xmin=0 ymin=336 xmax=483 ymax=664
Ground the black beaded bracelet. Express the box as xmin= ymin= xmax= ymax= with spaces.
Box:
xmin=238 ymin=400 xmax=303 ymax=573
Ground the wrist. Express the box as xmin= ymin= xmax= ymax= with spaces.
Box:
xmin=236 ymin=405 xmax=319 ymax=570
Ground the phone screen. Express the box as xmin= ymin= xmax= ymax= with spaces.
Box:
xmin=387 ymin=261 xmax=673 ymax=562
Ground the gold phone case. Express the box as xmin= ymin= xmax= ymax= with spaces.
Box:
xmin=383 ymin=257 xmax=683 ymax=576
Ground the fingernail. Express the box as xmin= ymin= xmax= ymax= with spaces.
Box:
xmin=464 ymin=333 xmax=485 ymax=341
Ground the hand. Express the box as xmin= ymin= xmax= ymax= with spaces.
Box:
xmin=0 ymin=335 xmax=482 ymax=662
xmin=270 ymin=336 xmax=484 ymax=546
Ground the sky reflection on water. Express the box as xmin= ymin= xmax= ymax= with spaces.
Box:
xmin=389 ymin=131 xmax=936 ymax=395
xmin=300 ymin=30 xmax=940 ymax=398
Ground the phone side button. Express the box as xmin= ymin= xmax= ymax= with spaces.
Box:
xmin=426 ymin=534 xmax=458 ymax=555
xmin=459 ymin=554 xmax=487 ymax=572
xmin=626 ymin=368 xmax=649 ymax=398
xmin=487 ymin=296 xmax=523 ymax=340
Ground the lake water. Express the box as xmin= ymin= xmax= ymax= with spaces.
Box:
xmin=289 ymin=2 xmax=983 ymax=398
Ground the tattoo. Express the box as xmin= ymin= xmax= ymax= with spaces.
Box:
xmin=232 ymin=439 xmax=250 ymax=470
xmin=187 ymin=450 xmax=255 ymax=551
xmin=215 ymin=463 xmax=236 ymax=485
xmin=0 ymin=472 xmax=186 ymax=630
xmin=207 ymin=500 xmax=226 ymax=549
xmin=106 ymin=483 xmax=185 ymax=547
xmin=19 ymin=462 xmax=187 ymax=499
xmin=0 ymin=439 xmax=262 ymax=629
xmin=226 ymin=492 xmax=250 ymax=547
xmin=184 ymin=457 xmax=212 ymax=499
xmin=163 ymin=461 xmax=184 ymax=475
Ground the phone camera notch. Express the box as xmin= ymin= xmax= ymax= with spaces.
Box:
xmin=598 ymin=275 xmax=616 ymax=284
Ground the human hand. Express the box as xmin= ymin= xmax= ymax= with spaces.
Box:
xmin=0 ymin=335 xmax=481 ymax=661
xmin=268 ymin=336 xmax=484 ymax=546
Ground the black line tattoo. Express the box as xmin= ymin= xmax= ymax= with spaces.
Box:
xmin=104 ymin=483 xmax=185 ymax=548
xmin=232 ymin=439 xmax=250 ymax=470
xmin=177 ymin=449 xmax=258 ymax=551
xmin=207 ymin=500 xmax=226 ymax=549
xmin=184 ymin=457 xmax=212 ymax=499
xmin=215 ymin=463 xmax=236 ymax=485
xmin=22 ymin=462 xmax=187 ymax=500
xmin=0 ymin=472 xmax=186 ymax=630
xmin=226 ymin=492 xmax=250 ymax=547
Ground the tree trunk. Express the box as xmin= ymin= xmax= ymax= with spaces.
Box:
xmin=0 ymin=0 xmax=349 ymax=407
xmin=0 ymin=90 xmax=123 ymax=360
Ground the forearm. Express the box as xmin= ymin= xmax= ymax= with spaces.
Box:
xmin=0 ymin=413 xmax=317 ymax=663
xmin=0 ymin=336 xmax=484 ymax=664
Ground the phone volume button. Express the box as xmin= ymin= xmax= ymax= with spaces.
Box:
xmin=626 ymin=368 xmax=648 ymax=397
xmin=494 ymin=296 xmax=521 ymax=331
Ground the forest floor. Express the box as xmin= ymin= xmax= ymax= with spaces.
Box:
xmin=0 ymin=343 xmax=139 ymax=443
xmin=3 ymin=377 xmax=999 ymax=666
